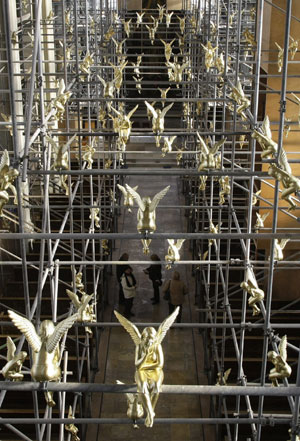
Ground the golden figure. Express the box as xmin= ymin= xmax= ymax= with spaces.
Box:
xmin=272 ymin=238 xmax=290 ymax=261
xmin=238 ymin=134 xmax=247 ymax=149
xmin=284 ymin=118 xmax=292 ymax=138
xmin=254 ymin=212 xmax=269 ymax=232
xmin=101 ymin=239 xmax=109 ymax=256
xmin=176 ymin=33 xmax=185 ymax=55
xmin=65 ymin=9 xmax=73 ymax=34
xmin=112 ymin=38 xmax=126 ymax=56
xmin=155 ymin=136 xmax=161 ymax=148
xmin=65 ymin=406 xmax=80 ymax=441
xmin=113 ymin=13 xmax=120 ymax=24
xmin=144 ymin=101 xmax=174 ymax=134
xmin=104 ymin=159 xmax=112 ymax=169
xmin=46 ymin=134 xmax=76 ymax=171
xmin=111 ymin=104 xmax=139 ymax=145
xmin=196 ymin=102 xmax=202 ymax=117
xmin=219 ymin=176 xmax=230 ymax=205
xmin=58 ymin=41 xmax=73 ymax=61
xmin=72 ymin=270 xmax=84 ymax=292
xmin=160 ymin=38 xmax=175 ymax=63
xmin=145 ymin=25 xmax=156 ymax=45
xmin=48 ymin=79 xmax=72 ymax=121
xmin=66 ymin=289 xmax=95 ymax=335
xmin=60 ymin=175 xmax=72 ymax=196
xmin=117 ymin=380 xmax=144 ymax=429
xmin=268 ymin=335 xmax=292 ymax=387
xmin=229 ymin=80 xmax=251 ymax=121
xmin=161 ymin=136 xmax=177 ymax=157
xmin=176 ymin=148 xmax=183 ymax=165
xmin=79 ymin=51 xmax=94 ymax=76
xmin=133 ymin=76 xmax=143 ymax=94
xmin=110 ymin=189 xmax=117 ymax=203
xmin=176 ymin=15 xmax=185 ymax=34
xmin=8 ymin=309 xmax=79 ymax=407
xmin=268 ymin=163 xmax=300 ymax=211
xmin=252 ymin=189 xmax=261 ymax=205
xmin=151 ymin=15 xmax=159 ymax=32
xmin=0 ymin=113 xmax=13 ymax=136
xmin=114 ymin=307 xmax=179 ymax=428
xmin=229 ymin=11 xmax=236 ymax=26
xmin=157 ymin=4 xmax=166 ymax=23
xmin=117 ymin=184 xmax=138 ymax=212
xmin=158 ymin=87 xmax=171 ymax=103
xmin=208 ymin=221 xmax=222 ymax=247
xmin=136 ymin=12 xmax=145 ymax=28
xmin=183 ymin=102 xmax=190 ymax=119
xmin=291 ymin=93 xmax=300 ymax=125
xmin=0 ymin=149 xmax=19 ymax=216
xmin=190 ymin=15 xmax=197 ymax=34
xmin=287 ymin=429 xmax=300 ymax=441
xmin=250 ymin=7 xmax=256 ymax=20
xmin=216 ymin=368 xmax=231 ymax=386
xmin=2 ymin=336 xmax=27 ymax=381
xmin=82 ymin=141 xmax=95 ymax=169
xmin=131 ymin=54 xmax=143 ymax=77
xmin=166 ymin=59 xmax=189 ymax=88
xmin=164 ymin=11 xmax=174 ymax=28
xmin=197 ymin=133 xmax=226 ymax=171
xmin=289 ymin=36 xmax=299 ymax=60
xmin=97 ymin=75 xmax=115 ymax=101
xmin=251 ymin=115 xmax=277 ymax=159
xmin=125 ymin=184 xmax=169 ymax=234
xmin=165 ymin=239 xmax=185 ymax=269
xmin=121 ymin=18 xmax=132 ymax=38
xmin=109 ymin=60 xmax=128 ymax=93
xmin=201 ymin=41 xmax=218 ymax=72
xmin=215 ymin=52 xmax=225 ymax=75
xmin=240 ymin=267 xmax=265 ymax=316
xmin=275 ymin=42 xmax=283 ymax=72
xmin=243 ymin=28 xmax=257 ymax=50
xmin=89 ymin=205 xmax=100 ymax=229
xmin=199 ymin=175 xmax=207 ymax=191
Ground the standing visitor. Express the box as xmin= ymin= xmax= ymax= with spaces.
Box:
xmin=121 ymin=266 xmax=137 ymax=318
xmin=143 ymin=254 xmax=162 ymax=304
xmin=116 ymin=253 xmax=129 ymax=304
xmin=163 ymin=271 xmax=188 ymax=322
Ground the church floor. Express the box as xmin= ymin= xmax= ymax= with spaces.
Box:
xmin=87 ymin=174 xmax=214 ymax=441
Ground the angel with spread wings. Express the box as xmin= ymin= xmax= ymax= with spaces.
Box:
xmin=268 ymin=335 xmax=292 ymax=387
xmin=110 ymin=104 xmax=139 ymax=146
xmin=160 ymin=38 xmax=175 ymax=62
xmin=125 ymin=184 xmax=170 ymax=254
xmin=114 ymin=307 xmax=179 ymax=427
xmin=229 ymin=80 xmax=251 ymax=121
xmin=117 ymin=183 xmax=138 ymax=212
xmin=157 ymin=4 xmax=166 ymax=23
xmin=166 ymin=59 xmax=189 ymax=88
xmin=272 ymin=238 xmax=290 ymax=261
xmin=161 ymin=136 xmax=177 ymax=157
xmin=165 ymin=239 xmax=185 ymax=269
xmin=0 ymin=149 xmax=19 ymax=216
xmin=2 ymin=336 xmax=27 ymax=381
xmin=144 ymin=101 xmax=173 ymax=134
xmin=97 ymin=75 xmax=115 ymax=103
xmin=145 ymin=24 xmax=156 ymax=45
xmin=136 ymin=12 xmax=145 ymax=28
xmin=48 ymin=79 xmax=72 ymax=121
xmin=240 ymin=267 xmax=265 ymax=316
xmin=254 ymin=212 xmax=270 ymax=232
xmin=164 ymin=11 xmax=174 ymax=28
xmin=112 ymin=37 xmax=126 ymax=56
xmin=201 ymin=41 xmax=218 ymax=72
xmin=197 ymin=133 xmax=226 ymax=171
xmin=176 ymin=15 xmax=185 ymax=34
xmin=8 ymin=309 xmax=79 ymax=406
xmin=268 ymin=163 xmax=300 ymax=211
xmin=79 ymin=51 xmax=94 ymax=76
xmin=251 ymin=115 xmax=278 ymax=159
xmin=216 ymin=368 xmax=231 ymax=386
xmin=66 ymin=289 xmax=96 ymax=334
xmin=121 ymin=18 xmax=132 ymax=38
xmin=218 ymin=176 xmax=230 ymax=205
xmin=47 ymin=134 xmax=76 ymax=171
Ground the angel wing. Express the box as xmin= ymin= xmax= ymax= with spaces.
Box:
xmin=278 ymin=148 xmax=292 ymax=175
xmin=114 ymin=310 xmax=141 ymax=346
xmin=46 ymin=313 xmax=78 ymax=353
xmin=279 ymin=238 xmax=290 ymax=250
xmin=66 ymin=289 xmax=81 ymax=309
xmin=275 ymin=42 xmax=282 ymax=51
xmin=160 ymin=102 xmax=174 ymax=119
xmin=279 ymin=335 xmax=288 ymax=362
xmin=127 ymin=104 xmax=139 ymax=120
xmin=261 ymin=212 xmax=270 ymax=222
xmin=261 ymin=115 xmax=272 ymax=138
xmin=0 ymin=150 xmax=10 ymax=173
xmin=111 ymin=105 xmax=121 ymax=117
xmin=149 ymin=185 xmax=170 ymax=212
xmin=125 ymin=184 xmax=145 ymax=211
xmin=235 ymin=80 xmax=244 ymax=96
xmin=68 ymin=405 xmax=74 ymax=419
xmin=117 ymin=184 xmax=127 ymax=198
xmin=169 ymin=135 xmax=177 ymax=144
xmin=144 ymin=101 xmax=158 ymax=119
xmin=156 ymin=307 xmax=179 ymax=345
xmin=245 ymin=266 xmax=258 ymax=288
xmin=175 ymin=239 xmax=185 ymax=251
xmin=97 ymin=75 xmax=106 ymax=87
xmin=223 ymin=368 xmax=231 ymax=382
xmin=291 ymin=93 xmax=300 ymax=105
xmin=167 ymin=239 xmax=175 ymax=247
xmin=160 ymin=39 xmax=167 ymax=47
xmin=170 ymin=38 xmax=175 ymax=46
xmin=6 ymin=336 xmax=16 ymax=361
xmin=8 ymin=310 xmax=41 ymax=353
xmin=211 ymin=138 xmax=226 ymax=155
xmin=196 ymin=133 xmax=209 ymax=155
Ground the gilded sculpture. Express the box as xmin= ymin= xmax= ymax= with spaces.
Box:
xmin=66 ymin=289 xmax=96 ymax=335
xmin=133 ymin=75 xmax=143 ymax=94
xmin=112 ymin=38 xmax=126 ymax=56
xmin=166 ymin=58 xmax=189 ymax=88
xmin=121 ymin=18 xmax=132 ymax=38
xmin=114 ymin=307 xmax=179 ymax=427
xmin=151 ymin=15 xmax=159 ymax=32
xmin=208 ymin=221 xmax=222 ymax=247
xmin=164 ymin=11 xmax=173 ymax=28
xmin=8 ymin=309 xmax=79 ymax=406
xmin=79 ymin=51 xmax=94 ymax=76
xmin=158 ymin=87 xmax=171 ymax=103
xmin=289 ymin=36 xmax=299 ymax=60
xmin=240 ymin=267 xmax=265 ymax=316
xmin=157 ymin=4 xmax=166 ymax=23
xmin=254 ymin=212 xmax=270 ymax=232
xmin=275 ymin=42 xmax=283 ymax=73
xmin=197 ymin=133 xmax=226 ymax=171
xmin=160 ymin=38 xmax=175 ymax=63
xmin=252 ymin=115 xmax=277 ymax=158
xmin=116 ymin=380 xmax=144 ymax=428
xmin=229 ymin=80 xmax=251 ymax=121
xmin=252 ymin=189 xmax=261 ymax=205
xmin=145 ymin=24 xmax=156 ymax=45
xmin=2 ymin=336 xmax=27 ymax=381
xmin=111 ymin=104 xmax=138 ymax=146
xmin=0 ymin=149 xmax=19 ymax=216
xmin=218 ymin=176 xmax=230 ymax=205
xmin=161 ymin=136 xmax=177 ymax=157
xmin=176 ymin=15 xmax=185 ymax=34
xmin=89 ymin=205 xmax=100 ymax=229
xmin=201 ymin=41 xmax=218 ymax=72
xmin=268 ymin=335 xmax=292 ymax=387
xmin=272 ymin=238 xmax=290 ymax=261
xmin=47 ymin=79 xmax=72 ymax=121
xmin=65 ymin=405 xmax=80 ymax=441
xmin=216 ymin=368 xmax=231 ymax=386
xmin=117 ymin=184 xmax=139 ymax=212
xmin=144 ymin=101 xmax=173 ymax=134
xmin=165 ymin=239 xmax=185 ymax=269
xmin=136 ymin=12 xmax=145 ymax=28
xmin=109 ymin=59 xmax=128 ymax=93
xmin=268 ymin=163 xmax=300 ymax=211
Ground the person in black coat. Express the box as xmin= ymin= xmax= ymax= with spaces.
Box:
xmin=143 ymin=254 xmax=162 ymax=304
xmin=116 ymin=253 xmax=129 ymax=304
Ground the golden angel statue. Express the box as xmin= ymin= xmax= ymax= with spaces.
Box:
xmin=157 ymin=4 xmax=166 ymax=23
xmin=252 ymin=189 xmax=261 ymax=205
xmin=98 ymin=75 xmax=115 ymax=102
xmin=201 ymin=41 xmax=218 ymax=72
xmin=176 ymin=33 xmax=185 ymax=55
xmin=164 ymin=11 xmax=174 ymax=28
xmin=133 ymin=76 xmax=143 ymax=94
xmin=215 ymin=52 xmax=225 ymax=76
xmin=272 ymin=238 xmax=290 ymax=261
xmin=114 ymin=307 xmax=179 ymax=427
xmin=268 ymin=163 xmax=300 ymax=211
xmin=243 ymin=29 xmax=257 ymax=50
xmin=218 ymin=176 xmax=230 ymax=205
xmin=268 ymin=335 xmax=292 ymax=387
xmin=125 ymin=184 xmax=170 ymax=254
xmin=136 ymin=12 xmax=145 ymax=28
xmin=47 ymin=134 xmax=76 ymax=171
xmin=160 ymin=38 xmax=175 ymax=62
xmin=158 ymin=87 xmax=171 ymax=102
xmin=291 ymin=93 xmax=300 ymax=125
xmin=98 ymin=105 xmax=107 ymax=128
xmin=254 ymin=212 xmax=270 ymax=232
xmin=240 ymin=267 xmax=265 ymax=316
xmin=121 ymin=18 xmax=132 ymax=38
xmin=166 ymin=59 xmax=189 ymax=88
xmin=65 ymin=405 xmax=80 ymax=441
xmin=2 ymin=336 xmax=27 ymax=381
xmin=144 ymin=101 xmax=173 ymax=134
xmin=161 ymin=136 xmax=177 ymax=157
xmin=289 ymin=36 xmax=299 ymax=60
xmin=0 ymin=149 xmax=19 ymax=217
xmin=116 ymin=380 xmax=144 ymax=428
xmin=251 ymin=115 xmax=278 ymax=159
xmin=8 ymin=309 xmax=79 ymax=407
xmin=109 ymin=59 xmax=128 ymax=93
xmin=89 ymin=205 xmax=100 ymax=229
xmin=79 ymin=51 xmax=94 ymax=76
xmin=229 ymin=80 xmax=251 ymax=121
xmin=48 ymin=79 xmax=73 ymax=121
xmin=197 ymin=133 xmax=226 ymax=171
xmin=111 ymin=104 xmax=139 ymax=145
xmin=66 ymin=289 xmax=96 ymax=334
xmin=117 ymin=183 xmax=138 ymax=212
xmin=0 ymin=113 xmax=13 ymax=136
xmin=72 ymin=270 xmax=84 ymax=292
xmin=112 ymin=37 xmax=126 ymax=56
xmin=82 ymin=141 xmax=95 ymax=170
xmin=216 ymin=368 xmax=231 ymax=386
xmin=145 ymin=25 xmax=156 ymax=45
xmin=103 ymin=25 xmax=115 ymax=44
xmin=151 ymin=15 xmax=159 ymax=32
xmin=275 ymin=42 xmax=283 ymax=73
xmin=176 ymin=148 xmax=184 ymax=165
xmin=190 ymin=15 xmax=197 ymax=34
xmin=208 ymin=221 xmax=222 ymax=247
xmin=165 ymin=239 xmax=185 ymax=269
xmin=176 ymin=15 xmax=185 ymax=34
xmin=199 ymin=175 xmax=207 ymax=191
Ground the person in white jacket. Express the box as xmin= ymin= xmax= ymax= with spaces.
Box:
xmin=121 ymin=266 xmax=137 ymax=318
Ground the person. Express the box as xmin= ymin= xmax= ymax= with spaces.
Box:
xmin=121 ymin=266 xmax=137 ymax=318
xmin=162 ymin=270 xmax=188 ymax=322
xmin=116 ymin=253 xmax=129 ymax=304
xmin=143 ymin=254 xmax=162 ymax=304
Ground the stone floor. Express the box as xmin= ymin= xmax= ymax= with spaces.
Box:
xmin=87 ymin=173 xmax=214 ymax=441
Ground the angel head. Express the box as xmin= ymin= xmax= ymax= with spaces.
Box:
xmin=39 ymin=320 xmax=56 ymax=339
xmin=141 ymin=327 xmax=157 ymax=348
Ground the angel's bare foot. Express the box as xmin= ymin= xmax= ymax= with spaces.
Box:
xmin=145 ymin=411 xmax=155 ymax=428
